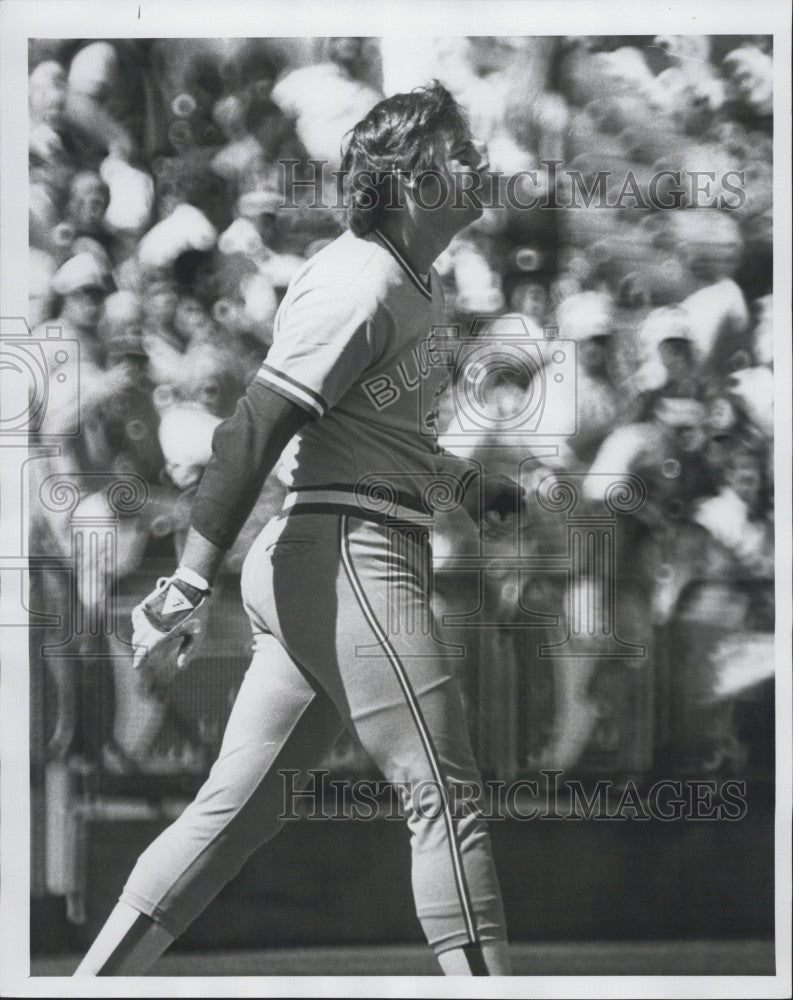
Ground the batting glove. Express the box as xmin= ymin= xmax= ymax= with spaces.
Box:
xmin=131 ymin=569 xmax=210 ymax=670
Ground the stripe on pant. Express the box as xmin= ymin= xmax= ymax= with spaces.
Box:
xmin=95 ymin=912 xmax=154 ymax=975
xmin=463 ymin=942 xmax=489 ymax=975
xmin=339 ymin=514 xmax=478 ymax=944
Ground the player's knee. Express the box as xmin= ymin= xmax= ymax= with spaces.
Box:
xmin=399 ymin=776 xmax=488 ymax=848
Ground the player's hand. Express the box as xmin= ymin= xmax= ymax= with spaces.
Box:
xmin=482 ymin=473 xmax=525 ymax=516
xmin=482 ymin=473 xmax=525 ymax=539
xmin=464 ymin=473 xmax=526 ymax=537
xmin=131 ymin=573 xmax=210 ymax=671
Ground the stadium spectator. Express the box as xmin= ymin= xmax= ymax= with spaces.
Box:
xmin=27 ymin=34 xmax=774 ymax=785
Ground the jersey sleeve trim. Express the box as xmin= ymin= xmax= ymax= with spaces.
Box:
xmin=256 ymin=363 xmax=328 ymax=418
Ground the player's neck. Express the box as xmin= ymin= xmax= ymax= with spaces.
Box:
xmin=378 ymin=215 xmax=450 ymax=276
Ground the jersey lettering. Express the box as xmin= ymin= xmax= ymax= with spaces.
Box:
xmin=363 ymin=374 xmax=401 ymax=410
xmin=397 ymin=342 xmax=433 ymax=389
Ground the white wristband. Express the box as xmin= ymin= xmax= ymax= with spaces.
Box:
xmin=175 ymin=566 xmax=211 ymax=592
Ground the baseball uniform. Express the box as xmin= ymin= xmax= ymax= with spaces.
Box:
xmin=117 ymin=227 xmax=507 ymax=962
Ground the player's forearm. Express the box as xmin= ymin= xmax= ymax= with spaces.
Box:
xmin=187 ymin=380 xmax=309 ymax=566
xmin=177 ymin=527 xmax=227 ymax=588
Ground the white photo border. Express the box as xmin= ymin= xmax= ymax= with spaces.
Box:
xmin=1 ymin=1 xmax=790 ymax=997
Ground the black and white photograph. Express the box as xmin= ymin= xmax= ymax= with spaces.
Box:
xmin=0 ymin=0 xmax=790 ymax=996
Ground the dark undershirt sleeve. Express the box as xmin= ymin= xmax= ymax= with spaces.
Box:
xmin=190 ymin=380 xmax=310 ymax=551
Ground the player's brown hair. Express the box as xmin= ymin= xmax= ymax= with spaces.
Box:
xmin=340 ymin=81 xmax=472 ymax=236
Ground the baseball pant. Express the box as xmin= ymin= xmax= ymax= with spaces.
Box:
xmin=120 ymin=503 xmax=507 ymax=955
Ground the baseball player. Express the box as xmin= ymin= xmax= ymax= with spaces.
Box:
xmin=75 ymin=82 xmax=519 ymax=977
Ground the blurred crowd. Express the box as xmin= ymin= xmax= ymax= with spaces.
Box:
xmin=27 ymin=35 xmax=774 ymax=779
